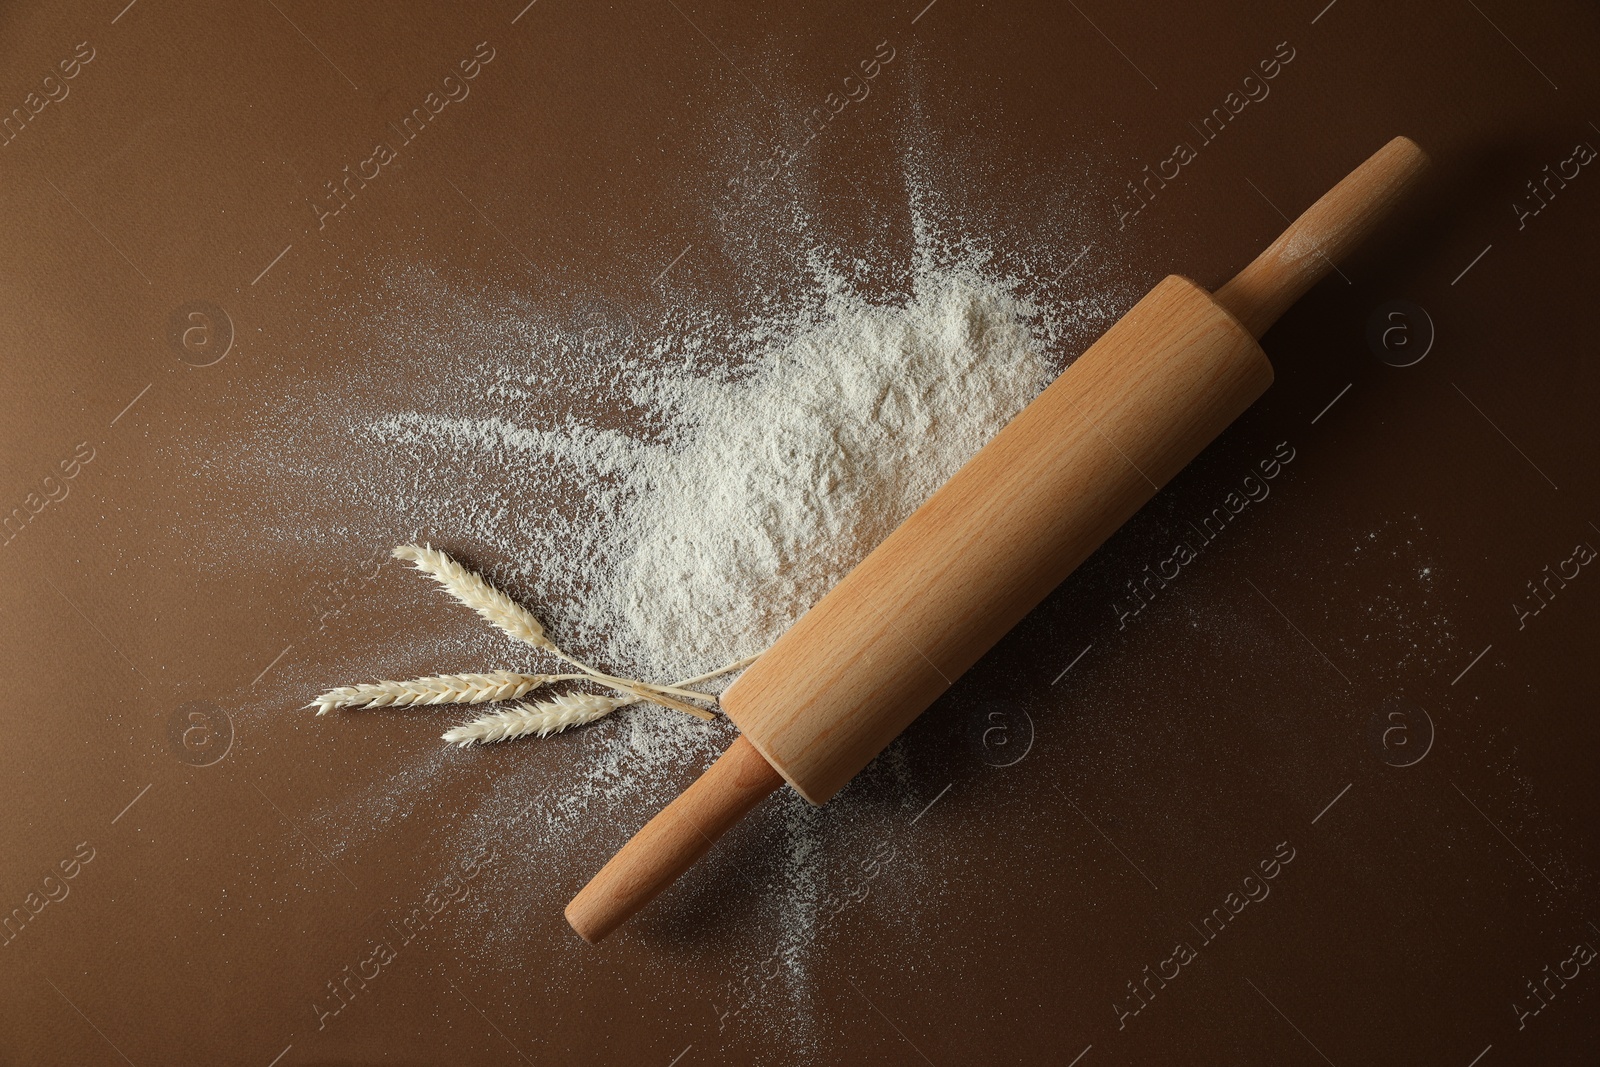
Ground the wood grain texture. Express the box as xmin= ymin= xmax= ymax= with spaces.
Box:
xmin=564 ymin=734 xmax=782 ymax=943
xmin=720 ymin=276 xmax=1273 ymax=802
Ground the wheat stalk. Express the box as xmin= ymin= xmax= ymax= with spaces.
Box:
xmin=306 ymin=670 xmax=585 ymax=715
xmin=391 ymin=542 xmax=715 ymax=718
xmin=669 ymin=651 xmax=764 ymax=690
xmin=442 ymin=692 xmax=623 ymax=746
xmin=442 ymin=651 xmax=766 ymax=747
xmin=317 ymin=546 xmax=771 ymax=744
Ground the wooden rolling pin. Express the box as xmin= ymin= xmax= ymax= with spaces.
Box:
xmin=567 ymin=135 xmax=1429 ymax=943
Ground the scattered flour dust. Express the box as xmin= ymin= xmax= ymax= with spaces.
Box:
xmin=198 ymin=190 xmax=1121 ymax=1060
xmin=368 ymin=258 xmax=1057 ymax=683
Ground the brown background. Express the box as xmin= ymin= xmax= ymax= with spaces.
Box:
xmin=2 ymin=0 xmax=1598 ymax=1063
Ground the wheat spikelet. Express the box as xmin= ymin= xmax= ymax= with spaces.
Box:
xmin=443 ymin=692 xmax=623 ymax=746
xmin=306 ymin=671 xmax=582 ymax=715
xmin=392 ymin=544 xmax=556 ymax=653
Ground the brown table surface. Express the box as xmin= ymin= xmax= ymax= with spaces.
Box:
xmin=4 ymin=0 xmax=1598 ymax=1063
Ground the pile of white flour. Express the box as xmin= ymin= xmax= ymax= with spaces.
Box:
xmin=366 ymin=253 xmax=1060 ymax=683
xmin=621 ymin=261 xmax=1057 ymax=677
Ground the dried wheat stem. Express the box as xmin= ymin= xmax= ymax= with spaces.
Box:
xmin=609 ymin=651 xmax=764 ymax=715
xmin=569 ymin=668 xmax=716 ymax=706
xmin=320 ymin=545 xmax=768 ymax=744
xmin=567 ymin=653 xmax=769 ymax=718
xmin=561 ymin=670 xmax=715 ymax=720
xmin=556 ymin=651 xmax=764 ymax=707
xmin=677 ymin=651 xmax=763 ymax=687
xmin=306 ymin=670 xmax=586 ymax=716
xmin=392 ymin=542 xmax=713 ymax=716
xmin=442 ymin=651 xmax=767 ymax=747
xmin=615 ymin=684 xmax=715 ymax=720
xmin=546 ymin=651 xmax=719 ymax=712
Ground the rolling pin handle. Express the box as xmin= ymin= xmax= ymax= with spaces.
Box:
xmin=1214 ymin=135 xmax=1430 ymax=339
xmin=565 ymin=734 xmax=784 ymax=943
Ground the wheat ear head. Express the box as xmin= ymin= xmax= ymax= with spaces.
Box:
xmin=305 ymin=671 xmax=584 ymax=715
xmin=392 ymin=544 xmax=557 ymax=653
xmin=442 ymin=692 xmax=623 ymax=746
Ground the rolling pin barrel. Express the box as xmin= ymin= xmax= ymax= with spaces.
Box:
xmin=568 ymin=136 xmax=1429 ymax=942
